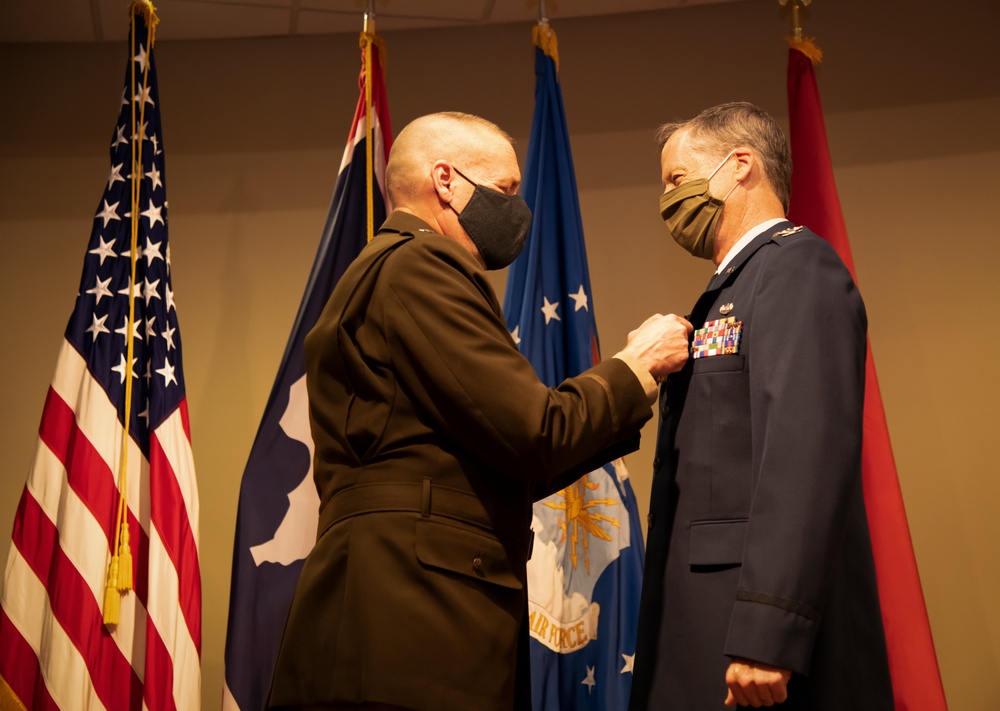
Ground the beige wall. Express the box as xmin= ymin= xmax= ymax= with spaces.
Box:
xmin=2 ymin=0 xmax=998 ymax=708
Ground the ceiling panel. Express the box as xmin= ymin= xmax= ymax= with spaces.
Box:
xmin=296 ymin=10 xmax=474 ymax=36
xmin=301 ymin=0 xmax=493 ymax=22
xmin=97 ymin=0 xmax=297 ymax=42
xmin=489 ymin=0 xmax=746 ymax=23
xmin=0 ymin=0 xmax=753 ymax=43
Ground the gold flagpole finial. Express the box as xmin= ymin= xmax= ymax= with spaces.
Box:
xmin=532 ymin=0 xmax=559 ymax=70
xmin=779 ymin=0 xmax=822 ymax=64
xmin=363 ymin=0 xmax=375 ymax=34
xmin=778 ymin=0 xmax=811 ymax=42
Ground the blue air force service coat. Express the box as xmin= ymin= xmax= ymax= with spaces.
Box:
xmin=267 ymin=212 xmax=653 ymax=711
xmin=629 ymin=222 xmax=893 ymax=710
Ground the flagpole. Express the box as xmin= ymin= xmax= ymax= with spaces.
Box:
xmin=778 ymin=0 xmax=811 ymax=42
xmin=533 ymin=0 xmax=558 ymax=70
xmin=362 ymin=0 xmax=376 ymax=243
xmin=104 ymin=0 xmax=160 ymax=626
xmin=510 ymin=16 xmax=645 ymax=708
xmin=222 ymin=13 xmax=392 ymax=707
xmin=780 ymin=0 xmax=822 ymax=62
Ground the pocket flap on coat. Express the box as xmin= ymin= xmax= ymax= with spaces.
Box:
xmin=692 ymin=353 xmax=745 ymax=374
xmin=688 ymin=518 xmax=748 ymax=566
xmin=415 ymin=518 xmax=523 ymax=590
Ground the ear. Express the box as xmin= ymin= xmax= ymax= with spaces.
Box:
xmin=431 ymin=160 xmax=456 ymax=204
xmin=732 ymin=147 xmax=754 ymax=183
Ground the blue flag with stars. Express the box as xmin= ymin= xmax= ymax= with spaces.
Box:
xmin=503 ymin=25 xmax=645 ymax=711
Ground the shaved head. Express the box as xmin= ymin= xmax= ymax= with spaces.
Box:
xmin=386 ymin=112 xmax=516 ymax=206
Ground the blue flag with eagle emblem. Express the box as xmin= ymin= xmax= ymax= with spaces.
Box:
xmin=502 ymin=25 xmax=645 ymax=711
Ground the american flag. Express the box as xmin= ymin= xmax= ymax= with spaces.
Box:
xmin=0 ymin=4 xmax=201 ymax=709
xmin=222 ymin=30 xmax=391 ymax=711
xmin=504 ymin=23 xmax=646 ymax=711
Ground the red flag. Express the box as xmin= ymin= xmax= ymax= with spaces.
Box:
xmin=0 ymin=5 xmax=200 ymax=710
xmin=787 ymin=45 xmax=947 ymax=710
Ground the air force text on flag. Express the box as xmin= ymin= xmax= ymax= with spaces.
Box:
xmin=503 ymin=22 xmax=645 ymax=711
xmin=223 ymin=31 xmax=392 ymax=711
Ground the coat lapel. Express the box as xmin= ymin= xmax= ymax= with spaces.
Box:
xmin=704 ymin=220 xmax=794 ymax=292
xmin=685 ymin=221 xmax=794 ymax=327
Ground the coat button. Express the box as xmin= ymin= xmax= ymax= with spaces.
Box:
xmin=472 ymin=556 xmax=484 ymax=572
xmin=653 ymin=457 xmax=661 ymax=471
xmin=647 ymin=513 xmax=656 ymax=530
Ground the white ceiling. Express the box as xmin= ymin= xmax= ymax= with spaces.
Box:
xmin=0 ymin=0 xmax=749 ymax=43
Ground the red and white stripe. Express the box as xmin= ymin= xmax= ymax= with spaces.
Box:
xmin=1 ymin=340 xmax=200 ymax=710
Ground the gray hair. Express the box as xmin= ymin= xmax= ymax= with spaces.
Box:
xmin=655 ymin=102 xmax=792 ymax=212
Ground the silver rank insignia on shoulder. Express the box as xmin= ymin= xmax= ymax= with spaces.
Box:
xmin=774 ymin=225 xmax=804 ymax=238
xmin=719 ymin=302 xmax=734 ymax=315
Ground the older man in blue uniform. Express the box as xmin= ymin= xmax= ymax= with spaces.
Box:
xmin=629 ymin=102 xmax=893 ymax=710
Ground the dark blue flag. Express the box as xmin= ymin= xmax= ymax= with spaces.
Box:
xmin=503 ymin=24 xmax=645 ymax=711
xmin=222 ymin=34 xmax=392 ymax=711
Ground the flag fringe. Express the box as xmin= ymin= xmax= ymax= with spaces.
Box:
xmin=786 ymin=35 xmax=823 ymax=64
xmin=359 ymin=31 xmax=387 ymax=74
xmin=0 ymin=675 xmax=27 ymax=711
xmin=533 ymin=22 xmax=559 ymax=72
xmin=128 ymin=1 xmax=159 ymax=44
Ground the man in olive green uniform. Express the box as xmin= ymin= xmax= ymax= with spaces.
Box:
xmin=268 ymin=112 xmax=693 ymax=711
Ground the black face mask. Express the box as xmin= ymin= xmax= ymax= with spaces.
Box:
xmin=449 ymin=167 xmax=533 ymax=270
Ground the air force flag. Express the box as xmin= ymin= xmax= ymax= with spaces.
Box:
xmin=503 ymin=23 xmax=645 ymax=711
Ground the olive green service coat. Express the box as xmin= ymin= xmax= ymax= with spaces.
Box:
xmin=268 ymin=212 xmax=653 ymax=711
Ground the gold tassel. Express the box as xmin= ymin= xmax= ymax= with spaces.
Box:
xmin=117 ymin=520 xmax=133 ymax=592
xmin=533 ymin=22 xmax=560 ymax=71
xmin=103 ymin=556 xmax=121 ymax=625
xmin=786 ymin=35 xmax=823 ymax=64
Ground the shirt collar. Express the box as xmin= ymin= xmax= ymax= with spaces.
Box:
xmin=715 ymin=217 xmax=788 ymax=274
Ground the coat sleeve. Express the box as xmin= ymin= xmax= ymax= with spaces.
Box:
xmin=379 ymin=238 xmax=652 ymax=481
xmin=723 ymin=235 xmax=868 ymax=675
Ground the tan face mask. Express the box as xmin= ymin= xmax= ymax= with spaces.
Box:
xmin=658 ymin=150 xmax=739 ymax=260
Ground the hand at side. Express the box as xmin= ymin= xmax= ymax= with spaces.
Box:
xmin=723 ymin=657 xmax=792 ymax=708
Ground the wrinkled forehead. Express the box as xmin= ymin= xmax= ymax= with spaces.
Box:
xmin=661 ymin=127 xmax=720 ymax=172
